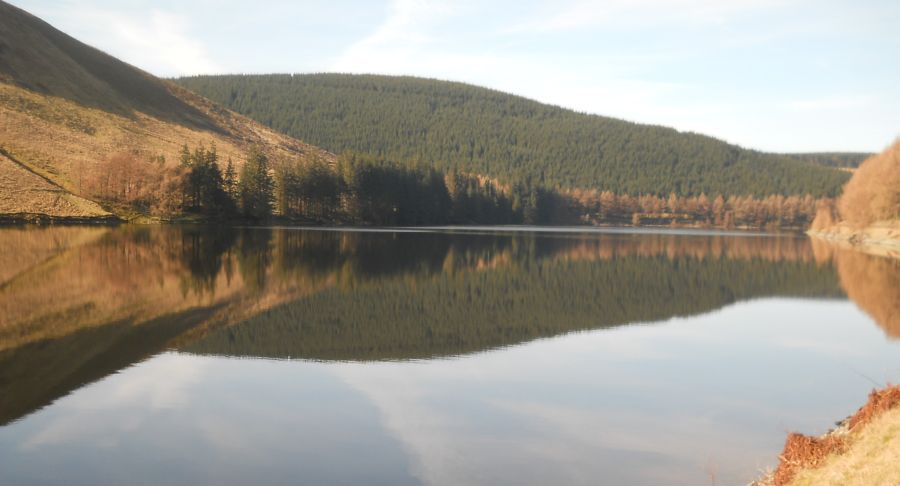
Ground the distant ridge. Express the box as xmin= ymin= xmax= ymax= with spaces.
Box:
xmin=177 ymin=73 xmax=851 ymax=198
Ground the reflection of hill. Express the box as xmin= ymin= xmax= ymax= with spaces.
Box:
xmin=0 ymin=306 xmax=220 ymax=426
xmin=0 ymin=226 xmax=244 ymax=352
xmin=0 ymin=226 xmax=106 ymax=285
xmin=812 ymin=240 xmax=900 ymax=339
xmin=185 ymin=234 xmax=842 ymax=361
xmin=0 ymin=227 xmax=844 ymax=425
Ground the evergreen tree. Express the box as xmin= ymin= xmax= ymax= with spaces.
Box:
xmin=224 ymin=157 xmax=238 ymax=200
xmin=179 ymin=144 xmax=191 ymax=168
xmin=239 ymin=147 xmax=275 ymax=220
xmin=176 ymin=73 xmax=850 ymax=198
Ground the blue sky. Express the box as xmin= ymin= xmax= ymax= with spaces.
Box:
xmin=13 ymin=0 xmax=900 ymax=152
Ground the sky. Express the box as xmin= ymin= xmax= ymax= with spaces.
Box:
xmin=12 ymin=0 xmax=900 ymax=152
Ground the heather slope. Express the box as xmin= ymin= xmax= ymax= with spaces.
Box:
xmin=0 ymin=151 xmax=110 ymax=220
xmin=0 ymin=1 xmax=333 ymax=220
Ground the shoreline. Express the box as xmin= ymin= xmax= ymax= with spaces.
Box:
xmin=0 ymin=214 xmax=809 ymax=234
xmin=0 ymin=213 xmax=122 ymax=225
xmin=808 ymin=221 xmax=900 ymax=259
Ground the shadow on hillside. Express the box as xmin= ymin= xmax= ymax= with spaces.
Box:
xmin=0 ymin=2 xmax=222 ymax=133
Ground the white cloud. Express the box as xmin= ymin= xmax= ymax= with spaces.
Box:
xmin=330 ymin=0 xmax=460 ymax=74
xmin=328 ymin=0 xmax=700 ymax=124
xmin=29 ymin=4 xmax=220 ymax=76
xmin=507 ymin=0 xmax=786 ymax=33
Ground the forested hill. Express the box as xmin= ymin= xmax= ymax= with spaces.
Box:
xmin=176 ymin=73 xmax=850 ymax=198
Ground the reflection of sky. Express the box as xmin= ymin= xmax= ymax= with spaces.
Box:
xmin=0 ymin=355 xmax=418 ymax=486
xmin=2 ymin=299 xmax=898 ymax=486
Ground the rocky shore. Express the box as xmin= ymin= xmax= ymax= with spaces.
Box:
xmin=808 ymin=221 xmax=900 ymax=259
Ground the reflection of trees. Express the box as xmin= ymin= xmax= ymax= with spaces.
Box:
xmin=812 ymin=240 xmax=900 ymax=339
xmin=237 ymin=228 xmax=272 ymax=294
xmin=0 ymin=227 xmax=839 ymax=355
xmin=0 ymin=226 xmax=855 ymax=426
xmin=178 ymin=226 xmax=237 ymax=295
xmin=186 ymin=233 xmax=844 ymax=361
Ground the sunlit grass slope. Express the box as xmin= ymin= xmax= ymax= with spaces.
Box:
xmin=0 ymin=1 xmax=333 ymax=219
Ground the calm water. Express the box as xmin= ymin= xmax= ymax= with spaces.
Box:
xmin=0 ymin=226 xmax=898 ymax=486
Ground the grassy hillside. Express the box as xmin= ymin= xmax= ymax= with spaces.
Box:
xmin=0 ymin=1 xmax=333 ymax=220
xmin=176 ymin=73 xmax=850 ymax=198
xmin=0 ymin=150 xmax=111 ymax=221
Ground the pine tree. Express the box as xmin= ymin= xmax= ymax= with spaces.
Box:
xmin=179 ymin=144 xmax=192 ymax=168
xmin=224 ymin=157 xmax=237 ymax=200
xmin=239 ymin=147 xmax=274 ymax=220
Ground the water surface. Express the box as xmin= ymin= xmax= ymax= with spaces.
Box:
xmin=0 ymin=226 xmax=897 ymax=485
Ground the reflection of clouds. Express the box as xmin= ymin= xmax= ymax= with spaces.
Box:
xmin=333 ymin=360 xmax=739 ymax=486
xmin=774 ymin=338 xmax=864 ymax=357
xmin=331 ymin=368 xmax=460 ymax=485
xmin=5 ymin=298 xmax=898 ymax=485
xmin=21 ymin=353 xmax=208 ymax=451
xmin=333 ymin=299 xmax=900 ymax=486
xmin=4 ymin=353 xmax=418 ymax=485
xmin=488 ymin=400 xmax=758 ymax=485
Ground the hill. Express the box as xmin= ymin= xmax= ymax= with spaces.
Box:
xmin=0 ymin=1 xmax=333 ymax=221
xmin=176 ymin=73 xmax=850 ymax=198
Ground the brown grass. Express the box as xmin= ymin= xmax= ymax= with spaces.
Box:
xmin=0 ymin=152 xmax=109 ymax=217
xmin=788 ymin=408 xmax=900 ymax=486
xmin=0 ymin=82 xmax=333 ymax=205
xmin=847 ymin=386 xmax=900 ymax=431
xmin=769 ymin=385 xmax=900 ymax=486
xmin=0 ymin=2 xmax=335 ymax=219
xmin=773 ymin=433 xmax=848 ymax=485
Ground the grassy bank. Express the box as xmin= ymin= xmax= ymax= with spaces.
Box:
xmin=752 ymin=386 xmax=900 ymax=486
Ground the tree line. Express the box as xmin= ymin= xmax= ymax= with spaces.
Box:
xmin=565 ymin=189 xmax=826 ymax=229
xmin=81 ymin=144 xmax=830 ymax=229
xmin=80 ymin=144 xmax=272 ymax=220
xmin=80 ymin=145 xmax=527 ymax=224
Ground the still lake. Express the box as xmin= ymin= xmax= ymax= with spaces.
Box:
xmin=0 ymin=226 xmax=898 ymax=485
